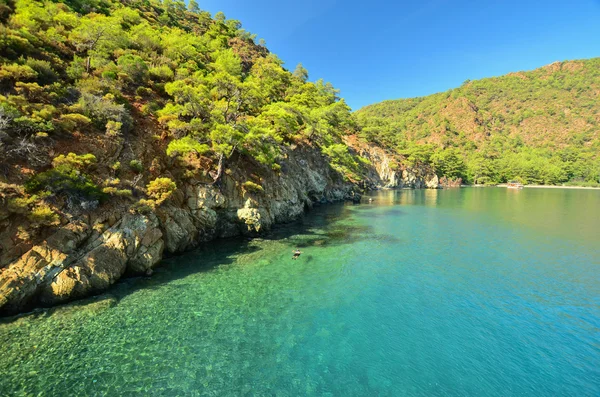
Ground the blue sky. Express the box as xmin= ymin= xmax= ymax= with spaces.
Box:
xmin=198 ymin=0 xmax=600 ymax=110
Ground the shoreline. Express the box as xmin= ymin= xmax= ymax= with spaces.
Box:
xmin=495 ymin=184 xmax=600 ymax=190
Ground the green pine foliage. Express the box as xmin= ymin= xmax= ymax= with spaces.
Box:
xmin=356 ymin=59 xmax=600 ymax=185
xmin=24 ymin=153 xmax=103 ymax=201
xmin=0 ymin=0 xmax=364 ymax=226
xmin=0 ymin=0 xmax=356 ymax=188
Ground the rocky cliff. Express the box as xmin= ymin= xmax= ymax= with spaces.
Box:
xmin=345 ymin=136 xmax=439 ymax=189
xmin=0 ymin=143 xmax=357 ymax=315
xmin=0 ymin=140 xmax=439 ymax=316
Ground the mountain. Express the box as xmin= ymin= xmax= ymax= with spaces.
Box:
xmin=355 ymin=59 xmax=600 ymax=185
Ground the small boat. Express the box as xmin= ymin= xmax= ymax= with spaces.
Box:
xmin=507 ymin=181 xmax=524 ymax=189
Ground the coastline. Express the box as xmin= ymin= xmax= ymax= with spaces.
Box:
xmin=496 ymin=184 xmax=600 ymax=190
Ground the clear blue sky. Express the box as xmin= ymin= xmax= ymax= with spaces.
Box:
xmin=198 ymin=0 xmax=600 ymax=110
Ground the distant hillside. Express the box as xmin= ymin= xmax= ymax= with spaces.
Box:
xmin=356 ymin=59 xmax=600 ymax=185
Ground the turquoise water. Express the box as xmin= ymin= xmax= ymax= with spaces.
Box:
xmin=1 ymin=188 xmax=599 ymax=396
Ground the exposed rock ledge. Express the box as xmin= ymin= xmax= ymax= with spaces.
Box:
xmin=0 ymin=144 xmax=436 ymax=316
xmin=351 ymin=140 xmax=439 ymax=189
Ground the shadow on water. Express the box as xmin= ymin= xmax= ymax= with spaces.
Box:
xmin=352 ymin=206 xmax=406 ymax=218
xmin=1 ymin=202 xmax=380 ymax=323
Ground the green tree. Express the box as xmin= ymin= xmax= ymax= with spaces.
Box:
xmin=293 ymin=63 xmax=309 ymax=83
xmin=431 ymin=149 xmax=468 ymax=181
xmin=69 ymin=15 xmax=125 ymax=72
xmin=188 ymin=0 xmax=200 ymax=13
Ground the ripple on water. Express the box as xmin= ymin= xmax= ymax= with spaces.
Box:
xmin=1 ymin=190 xmax=600 ymax=396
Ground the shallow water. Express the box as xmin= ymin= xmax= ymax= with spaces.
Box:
xmin=1 ymin=188 xmax=599 ymax=396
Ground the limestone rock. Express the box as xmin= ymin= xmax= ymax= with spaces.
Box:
xmin=426 ymin=174 xmax=440 ymax=189
xmin=0 ymin=143 xmax=374 ymax=315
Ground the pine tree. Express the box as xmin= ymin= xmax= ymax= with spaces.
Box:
xmin=188 ymin=0 xmax=200 ymax=13
xmin=293 ymin=63 xmax=309 ymax=83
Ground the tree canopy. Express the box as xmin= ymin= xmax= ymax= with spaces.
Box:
xmin=355 ymin=59 xmax=600 ymax=185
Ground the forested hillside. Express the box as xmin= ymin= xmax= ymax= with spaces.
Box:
xmin=356 ymin=59 xmax=600 ymax=185
xmin=0 ymin=0 xmax=362 ymax=228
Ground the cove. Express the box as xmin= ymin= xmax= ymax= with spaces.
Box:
xmin=1 ymin=188 xmax=599 ymax=396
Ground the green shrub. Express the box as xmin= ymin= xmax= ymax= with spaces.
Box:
xmin=141 ymin=101 xmax=161 ymax=116
xmin=0 ymin=64 xmax=37 ymax=82
xmin=135 ymin=86 xmax=151 ymax=96
xmin=149 ymin=65 xmax=174 ymax=82
xmin=28 ymin=204 xmax=60 ymax=226
xmin=26 ymin=153 xmax=102 ymax=201
xmin=78 ymin=93 xmax=132 ymax=132
xmin=131 ymin=200 xmax=154 ymax=214
xmin=106 ymin=120 xmax=123 ymax=137
xmin=166 ymin=136 xmax=209 ymax=157
xmin=102 ymin=187 xmax=117 ymax=195
xmin=102 ymin=70 xmax=117 ymax=80
xmin=104 ymin=177 xmax=120 ymax=186
xmin=25 ymin=58 xmax=57 ymax=85
xmin=102 ymin=186 xmax=133 ymax=197
xmin=117 ymin=54 xmax=148 ymax=85
xmin=52 ymin=153 xmax=96 ymax=169
xmin=242 ymin=181 xmax=264 ymax=193
xmin=115 ymin=189 xmax=133 ymax=197
xmin=129 ymin=159 xmax=143 ymax=173
xmin=57 ymin=113 xmax=92 ymax=132
xmin=25 ymin=168 xmax=102 ymax=200
xmin=146 ymin=177 xmax=176 ymax=205
xmin=7 ymin=196 xmax=36 ymax=214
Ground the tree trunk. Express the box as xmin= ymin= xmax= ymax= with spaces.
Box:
xmin=212 ymin=153 xmax=225 ymax=185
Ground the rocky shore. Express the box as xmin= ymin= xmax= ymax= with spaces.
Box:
xmin=0 ymin=143 xmax=438 ymax=316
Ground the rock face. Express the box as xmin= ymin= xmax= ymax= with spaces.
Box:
xmin=0 ymin=144 xmax=358 ymax=316
xmin=355 ymin=144 xmax=440 ymax=189
xmin=0 ymin=141 xmax=441 ymax=316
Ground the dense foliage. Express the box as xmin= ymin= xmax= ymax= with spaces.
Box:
xmin=0 ymin=0 xmax=359 ymax=219
xmin=356 ymin=59 xmax=600 ymax=185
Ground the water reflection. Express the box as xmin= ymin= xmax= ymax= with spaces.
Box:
xmin=364 ymin=187 xmax=600 ymax=246
xmin=0 ymin=189 xmax=598 ymax=396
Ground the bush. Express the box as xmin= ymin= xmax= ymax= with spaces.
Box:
xmin=146 ymin=177 xmax=176 ymax=205
xmin=7 ymin=196 xmax=36 ymax=214
xmin=0 ymin=64 xmax=37 ymax=83
xmin=117 ymin=54 xmax=149 ymax=86
xmin=129 ymin=159 xmax=143 ymax=173
xmin=115 ymin=189 xmax=133 ymax=197
xmin=78 ymin=93 xmax=132 ymax=132
xmin=102 ymin=187 xmax=117 ymax=195
xmin=52 ymin=153 xmax=96 ymax=169
xmin=135 ymin=86 xmax=151 ymax=96
xmin=28 ymin=204 xmax=60 ymax=226
xmin=106 ymin=120 xmax=123 ymax=136
xmin=102 ymin=70 xmax=117 ymax=80
xmin=242 ymin=181 xmax=264 ymax=193
xmin=141 ymin=101 xmax=161 ymax=116
xmin=149 ymin=65 xmax=174 ymax=82
xmin=25 ymin=168 xmax=102 ymax=200
xmin=166 ymin=136 xmax=209 ymax=157
xmin=102 ymin=187 xmax=133 ymax=197
xmin=131 ymin=200 xmax=154 ymax=214
xmin=25 ymin=58 xmax=57 ymax=85
xmin=25 ymin=153 xmax=102 ymax=201
xmin=57 ymin=113 xmax=91 ymax=133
